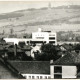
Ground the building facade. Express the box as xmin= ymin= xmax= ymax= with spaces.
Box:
xmin=32 ymin=28 xmax=57 ymax=45
xmin=50 ymin=65 xmax=77 ymax=79
xmin=4 ymin=28 xmax=57 ymax=45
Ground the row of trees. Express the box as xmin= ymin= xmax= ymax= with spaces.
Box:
xmin=57 ymin=31 xmax=80 ymax=41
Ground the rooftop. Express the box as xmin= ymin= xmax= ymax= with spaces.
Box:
xmin=9 ymin=61 xmax=50 ymax=74
xmin=53 ymin=51 xmax=80 ymax=65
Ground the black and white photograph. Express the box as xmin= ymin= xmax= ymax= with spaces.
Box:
xmin=0 ymin=0 xmax=80 ymax=79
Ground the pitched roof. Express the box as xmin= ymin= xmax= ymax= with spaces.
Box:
xmin=60 ymin=44 xmax=73 ymax=51
xmin=53 ymin=51 xmax=80 ymax=65
xmin=9 ymin=61 xmax=50 ymax=74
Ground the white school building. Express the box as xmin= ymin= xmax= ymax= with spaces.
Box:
xmin=4 ymin=28 xmax=57 ymax=45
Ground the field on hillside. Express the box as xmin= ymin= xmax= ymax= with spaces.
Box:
xmin=0 ymin=8 xmax=80 ymax=34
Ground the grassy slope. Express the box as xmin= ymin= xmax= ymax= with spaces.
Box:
xmin=0 ymin=6 xmax=80 ymax=34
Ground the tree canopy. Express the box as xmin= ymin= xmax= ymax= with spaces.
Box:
xmin=35 ymin=43 xmax=60 ymax=61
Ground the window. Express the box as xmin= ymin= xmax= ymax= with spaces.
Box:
xmin=54 ymin=66 xmax=62 ymax=79
xmin=36 ymin=37 xmax=44 ymax=39
xmin=48 ymin=76 xmax=51 ymax=79
xmin=49 ymin=41 xmax=55 ymax=43
xmin=32 ymin=76 xmax=34 ymax=79
xmin=36 ymin=76 xmax=39 ymax=79
xmin=30 ymin=41 xmax=43 ymax=43
xmin=49 ymin=37 xmax=55 ymax=40
xmin=40 ymin=76 xmax=42 ymax=79
xmin=27 ymin=41 xmax=29 ymax=43
xmin=54 ymin=66 xmax=62 ymax=73
xmin=54 ymin=74 xmax=62 ymax=79
xmin=29 ymin=76 xmax=31 ymax=79
xmin=45 ymin=76 xmax=47 ymax=79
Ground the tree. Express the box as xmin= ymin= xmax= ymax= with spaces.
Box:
xmin=36 ymin=43 xmax=60 ymax=61
xmin=74 ymin=44 xmax=80 ymax=53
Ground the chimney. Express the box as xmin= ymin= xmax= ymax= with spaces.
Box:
xmin=14 ymin=44 xmax=17 ymax=58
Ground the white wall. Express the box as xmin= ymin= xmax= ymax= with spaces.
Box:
xmin=62 ymin=66 xmax=77 ymax=78
xmin=50 ymin=65 xmax=54 ymax=78
xmin=4 ymin=38 xmax=19 ymax=45
xmin=32 ymin=31 xmax=57 ymax=44
xmin=4 ymin=38 xmax=31 ymax=45
xmin=32 ymin=32 xmax=49 ymax=42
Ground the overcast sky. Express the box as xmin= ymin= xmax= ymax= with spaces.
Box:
xmin=0 ymin=1 xmax=80 ymax=14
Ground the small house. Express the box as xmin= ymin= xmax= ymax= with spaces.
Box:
xmin=50 ymin=51 xmax=80 ymax=79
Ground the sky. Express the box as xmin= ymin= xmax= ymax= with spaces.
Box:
xmin=0 ymin=0 xmax=80 ymax=14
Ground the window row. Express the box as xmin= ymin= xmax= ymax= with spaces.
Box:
xmin=34 ymin=34 xmax=45 ymax=37
xmin=36 ymin=37 xmax=44 ymax=39
xmin=25 ymin=76 xmax=51 ymax=79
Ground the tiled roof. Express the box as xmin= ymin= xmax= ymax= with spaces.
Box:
xmin=9 ymin=61 xmax=50 ymax=74
xmin=60 ymin=44 xmax=73 ymax=51
xmin=53 ymin=51 xmax=80 ymax=65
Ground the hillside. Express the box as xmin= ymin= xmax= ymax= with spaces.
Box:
xmin=0 ymin=5 xmax=80 ymax=34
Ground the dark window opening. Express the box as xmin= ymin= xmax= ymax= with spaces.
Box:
xmin=45 ymin=76 xmax=47 ymax=79
xmin=30 ymin=41 xmax=43 ymax=43
xmin=40 ymin=76 xmax=42 ymax=79
xmin=54 ymin=74 xmax=62 ymax=79
xmin=49 ymin=41 xmax=55 ymax=43
xmin=29 ymin=76 xmax=31 ymax=79
xmin=49 ymin=37 xmax=55 ymax=40
xmin=54 ymin=66 xmax=62 ymax=73
xmin=44 ymin=41 xmax=46 ymax=43
xmin=27 ymin=41 xmax=29 ymax=43
xmin=37 ymin=76 xmax=39 ymax=79
xmin=36 ymin=37 xmax=44 ymax=39
xmin=32 ymin=76 xmax=34 ymax=79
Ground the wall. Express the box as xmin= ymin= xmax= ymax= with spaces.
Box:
xmin=4 ymin=38 xmax=31 ymax=45
xmin=62 ymin=66 xmax=77 ymax=78
xmin=32 ymin=31 xmax=57 ymax=45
